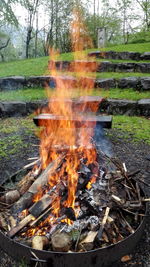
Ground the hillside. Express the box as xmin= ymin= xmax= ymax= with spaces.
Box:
xmin=0 ymin=42 xmax=150 ymax=77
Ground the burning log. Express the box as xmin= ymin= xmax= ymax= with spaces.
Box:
xmin=32 ymin=235 xmax=49 ymax=250
xmin=8 ymin=214 xmax=35 ymax=238
xmin=28 ymin=154 xmax=65 ymax=194
xmin=8 ymin=191 xmax=56 ymax=238
xmin=51 ymin=232 xmax=71 ymax=252
xmin=17 ymin=168 xmax=39 ymax=196
xmin=11 ymin=155 xmax=65 ymax=214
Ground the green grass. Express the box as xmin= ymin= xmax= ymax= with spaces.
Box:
xmin=94 ymin=88 xmax=150 ymax=101
xmin=0 ymin=56 xmax=49 ymax=77
xmin=0 ymin=42 xmax=150 ymax=78
xmin=96 ymin=72 xmax=150 ymax=79
xmin=96 ymin=59 xmax=150 ymax=63
xmin=0 ymin=88 xmax=46 ymax=101
xmin=0 ymin=87 xmax=149 ymax=101
xmin=112 ymin=115 xmax=150 ymax=144
xmin=93 ymin=42 xmax=150 ymax=53
xmin=0 ymin=115 xmax=149 ymax=161
xmin=0 ymin=117 xmax=36 ymax=158
xmin=61 ymin=71 xmax=150 ymax=78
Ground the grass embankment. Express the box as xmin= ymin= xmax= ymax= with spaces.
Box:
xmin=0 ymin=117 xmax=36 ymax=158
xmin=112 ymin=115 xmax=150 ymax=144
xmin=0 ymin=42 xmax=150 ymax=77
xmin=0 ymin=87 xmax=149 ymax=101
xmin=0 ymin=115 xmax=149 ymax=159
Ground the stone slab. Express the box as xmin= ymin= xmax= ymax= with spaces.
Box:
xmin=33 ymin=113 xmax=113 ymax=129
xmin=0 ymin=101 xmax=26 ymax=117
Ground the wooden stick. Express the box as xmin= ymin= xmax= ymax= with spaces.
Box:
xmin=23 ymin=159 xmax=40 ymax=170
xmin=97 ymin=207 xmax=110 ymax=242
xmin=8 ymin=214 xmax=35 ymax=237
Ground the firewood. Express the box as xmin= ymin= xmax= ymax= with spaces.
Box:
xmin=17 ymin=170 xmax=38 ymax=196
xmin=8 ymin=214 xmax=35 ymax=238
xmin=23 ymin=158 xmax=40 ymax=170
xmin=8 ymin=188 xmax=59 ymax=237
xmin=29 ymin=193 xmax=53 ymax=217
xmin=96 ymin=207 xmax=110 ymax=243
xmin=32 ymin=236 xmax=49 ymax=250
xmin=0 ymin=212 xmax=8 ymax=231
xmin=11 ymin=192 xmax=33 ymax=214
xmin=8 ymin=215 xmax=17 ymax=228
xmin=29 ymin=206 xmax=52 ymax=227
xmin=28 ymin=154 xmax=65 ymax=194
xmin=79 ymin=231 xmax=98 ymax=251
xmin=111 ymin=194 xmax=124 ymax=205
xmin=51 ymin=232 xmax=71 ymax=252
xmin=11 ymin=155 xmax=65 ymax=214
xmin=0 ymin=190 xmax=20 ymax=204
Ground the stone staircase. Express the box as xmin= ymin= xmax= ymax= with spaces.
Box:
xmin=0 ymin=50 xmax=150 ymax=117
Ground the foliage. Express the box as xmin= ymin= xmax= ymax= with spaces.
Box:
xmin=135 ymin=0 xmax=150 ymax=31
xmin=86 ymin=12 xmax=122 ymax=46
xmin=128 ymin=30 xmax=150 ymax=44
xmin=0 ymin=0 xmax=18 ymax=27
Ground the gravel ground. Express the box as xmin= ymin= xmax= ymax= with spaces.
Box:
xmin=0 ymin=121 xmax=150 ymax=267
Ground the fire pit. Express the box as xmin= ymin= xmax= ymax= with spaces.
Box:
xmin=0 ymin=9 xmax=148 ymax=266
xmin=0 ymin=159 xmax=147 ymax=266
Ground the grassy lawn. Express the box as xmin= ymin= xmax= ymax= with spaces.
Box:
xmin=0 ymin=115 xmax=149 ymax=160
xmin=0 ymin=117 xmax=36 ymax=158
xmin=0 ymin=87 xmax=149 ymax=101
xmin=0 ymin=56 xmax=49 ymax=77
xmin=112 ymin=115 xmax=150 ymax=144
xmin=93 ymin=42 xmax=150 ymax=53
xmin=0 ymin=42 xmax=150 ymax=78
xmin=96 ymin=72 xmax=150 ymax=78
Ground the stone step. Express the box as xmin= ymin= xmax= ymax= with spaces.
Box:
xmin=33 ymin=113 xmax=113 ymax=129
xmin=48 ymin=60 xmax=150 ymax=73
xmin=88 ymin=51 xmax=150 ymax=61
xmin=0 ymin=98 xmax=149 ymax=117
xmin=0 ymin=76 xmax=150 ymax=91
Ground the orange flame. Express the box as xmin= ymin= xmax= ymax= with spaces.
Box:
xmin=26 ymin=9 xmax=101 ymax=237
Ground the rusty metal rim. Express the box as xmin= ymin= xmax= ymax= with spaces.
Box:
xmin=0 ymin=203 xmax=147 ymax=267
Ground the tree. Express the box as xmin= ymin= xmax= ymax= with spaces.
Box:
xmin=116 ymin=0 xmax=139 ymax=43
xmin=135 ymin=0 xmax=150 ymax=30
xmin=0 ymin=0 xmax=18 ymax=27
xmin=20 ymin=0 xmax=40 ymax=58
xmin=85 ymin=2 xmax=122 ymax=46
xmin=43 ymin=0 xmax=74 ymax=55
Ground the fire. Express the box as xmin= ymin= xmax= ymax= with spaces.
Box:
xmin=23 ymin=8 xmax=100 ymax=237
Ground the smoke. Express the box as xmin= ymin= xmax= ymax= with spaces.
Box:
xmin=94 ymin=124 xmax=113 ymax=158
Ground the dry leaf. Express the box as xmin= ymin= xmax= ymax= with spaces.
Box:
xmin=121 ymin=255 xmax=132 ymax=262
